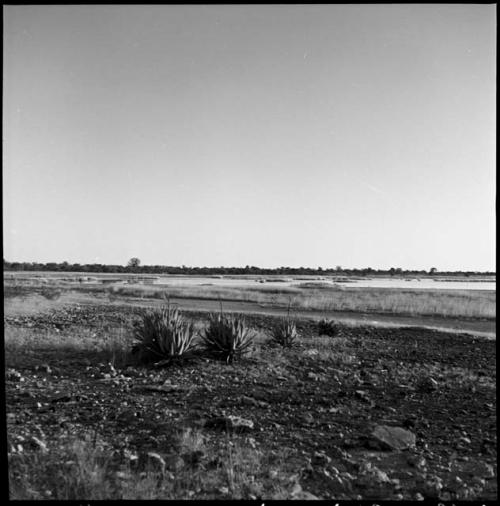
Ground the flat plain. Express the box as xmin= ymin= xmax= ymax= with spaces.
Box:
xmin=4 ymin=272 xmax=497 ymax=500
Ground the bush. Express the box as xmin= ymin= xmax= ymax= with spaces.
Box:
xmin=317 ymin=318 xmax=340 ymax=337
xmin=270 ymin=316 xmax=298 ymax=347
xmin=132 ymin=303 xmax=197 ymax=365
xmin=201 ymin=312 xmax=253 ymax=363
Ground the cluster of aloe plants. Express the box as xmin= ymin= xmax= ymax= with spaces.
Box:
xmin=133 ymin=301 xmax=254 ymax=365
xmin=133 ymin=300 xmax=342 ymax=366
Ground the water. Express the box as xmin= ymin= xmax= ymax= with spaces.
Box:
xmin=151 ymin=276 xmax=496 ymax=291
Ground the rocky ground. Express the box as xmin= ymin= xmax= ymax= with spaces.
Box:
xmin=5 ymin=304 xmax=497 ymax=500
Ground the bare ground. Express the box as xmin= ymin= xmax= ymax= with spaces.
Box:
xmin=4 ymin=300 xmax=497 ymax=500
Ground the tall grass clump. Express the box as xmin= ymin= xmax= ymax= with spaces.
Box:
xmin=201 ymin=308 xmax=253 ymax=363
xmin=132 ymin=303 xmax=197 ymax=366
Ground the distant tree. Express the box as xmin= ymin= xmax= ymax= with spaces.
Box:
xmin=127 ymin=257 xmax=141 ymax=268
xmin=429 ymin=267 xmax=438 ymax=275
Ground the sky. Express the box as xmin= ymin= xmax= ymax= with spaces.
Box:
xmin=3 ymin=5 xmax=496 ymax=271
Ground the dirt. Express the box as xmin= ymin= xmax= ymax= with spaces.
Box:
xmin=4 ymin=303 xmax=497 ymax=500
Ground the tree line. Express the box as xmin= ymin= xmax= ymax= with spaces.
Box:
xmin=2 ymin=259 xmax=494 ymax=277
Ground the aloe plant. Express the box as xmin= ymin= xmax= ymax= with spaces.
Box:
xmin=270 ymin=303 xmax=299 ymax=347
xmin=201 ymin=308 xmax=253 ymax=363
xmin=317 ymin=318 xmax=340 ymax=337
xmin=271 ymin=319 xmax=298 ymax=347
xmin=132 ymin=303 xmax=197 ymax=365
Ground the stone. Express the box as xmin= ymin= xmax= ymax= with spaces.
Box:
xmin=140 ymin=452 xmax=166 ymax=472
xmin=355 ymin=390 xmax=370 ymax=402
xmin=471 ymin=476 xmax=486 ymax=487
xmin=290 ymin=483 xmax=320 ymax=500
xmin=6 ymin=369 xmax=22 ymax=382
xmin=29 ymin=436 xmax=48 ymax=453
xmin=205 ymin=415 xmax=254 ymax=433
xmin=371 ymin=425 xmax=416 ymax=451
xmin=407 ymin=455 xmax=427 ymax=470
xmin=303 ymin=349 xmax=319 ymax=356
xmin=463 ymin=461 xmax=495 ymax=479
xmin=311 ymin=451 xmax=332 ymax=467
xmin=417 ymin=377 xmax=439 ymax=392
xmin=357 ymin=462 xmax=390 ymax=486
xmin=307 ymin=372 xmax=321 ymax=381
xmin=423 ymin=476 xmax=443 ymax=498
xmin=164 ymin=455 xmax=185 ymax=471
xmin=36 ymin=364 xmax=52 ymax=374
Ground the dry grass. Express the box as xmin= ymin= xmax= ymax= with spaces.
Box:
xmin=8 ymin=428 xmax=295 ymax=500
xmin=4 ymin=325 xmax=133 ymax=369
xmin=98 ymin=283 xmax=495 ymax=319
xmin=4 ymin=275 xmax=496 ymax=320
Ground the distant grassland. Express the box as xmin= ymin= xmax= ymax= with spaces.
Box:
xmin=91 ymin=283 xmax=496 ymax=319
xmin=4 ymin=273 xmax=495 ymax=319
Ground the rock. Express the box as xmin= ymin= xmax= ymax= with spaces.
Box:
xmin=300 ymin=413 xmax=315 ymax=425
xmin=311 ymin=451 xmax=332 ymax=467
xmin=355 ymin=390 xmax=370 ymax=402
xmin=414 ymin=492 xmax=425 ymax=501
xmin=205 ymin=415 xmax=254 ymax=433
xmin=303 ymin=349 xmax=319 ymax=356
xmin=402 ymin=415 xmax=418 ymax=428
xmin=6 ymin=369 xmax=23 ymax=382
xmin=140 ymin=452 xmax=166 ymax=472
xmin=417 ymin=377 xmax=439 ymax=392
xmin=164 ymin=455 xmax=185 ymax=472
xmin=371 ymin=425 xmax=416 ymax=451
xmin=357 ymin=462 xmax=390 ymax=486
xmin=423 ymin=476 xmax=443 ymax=498
xmin=290 ymin=483 xmax=320 ymax=500
xmin=240 ymin=396 xmax=270 ymax=408
xmin=35 ymin=364 xmax=52 ymax=374
xmin=29 ymin=436 xmax=48 ymax=453
xmin=307 ymin=372 xmax=321 ymax=381
xmin=471 ymin=476 xmax=486 ymax=488
xmin=407 ymin=455 xmax=427 ymax=470
xmin=463 ymin=461 xmax=495 ymax=479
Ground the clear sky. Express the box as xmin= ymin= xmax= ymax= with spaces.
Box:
xmin=3 ymin=5 xmax=496 ymax=271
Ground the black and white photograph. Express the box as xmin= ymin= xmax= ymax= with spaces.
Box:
xmin=3 ymin=4 xmax=496 ymax=501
